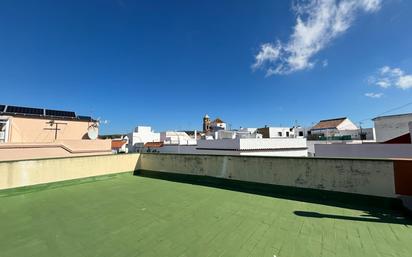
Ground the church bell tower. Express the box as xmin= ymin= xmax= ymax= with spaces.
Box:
xmin=203 ymin=114 xmax=211 ymax=133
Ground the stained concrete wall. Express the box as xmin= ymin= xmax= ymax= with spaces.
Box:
xmin=0 ymin=153 xmax=140 ymax=190
xmin=0 ymin=152 xmax=404 ymax=199
xmin=139 ymin=153 xmax=396 ymax=198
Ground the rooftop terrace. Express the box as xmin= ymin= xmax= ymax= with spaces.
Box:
xmin=1 ymin=172 xmax=411 ymax=257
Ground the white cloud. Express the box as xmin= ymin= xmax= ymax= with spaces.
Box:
xmin=369 ymin=66 xmax=412 ymax=90
xmin=376 ymin=80 xmax=390 ymax=88
xmin=397 ymin=75 xmax=412 ymax=89
xmin=365 ymin=92 xmax=383 ymax=98
xmin=379 ymin=66 xmax=403 ymax=76
xmin=252 ymin=43 xmax=281 ymax=72
xmin=253 ymin=0 xmax=382 ymax=76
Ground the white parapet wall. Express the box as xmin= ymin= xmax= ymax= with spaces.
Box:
xmin=139 ymin=153 xmax=397 ymax=198
xmin=195 ymin=138 xmax=308 ymax=157
xmin=0 ymin=153 xmax=140 ymax=190
xmin=315 ymin=144 xmax=412 ymax=159
xmin=1 ymin=153 xmax=411 ymax=199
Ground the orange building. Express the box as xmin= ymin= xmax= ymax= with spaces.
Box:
xmin=0 ymin=104 xmax=111 ymax=161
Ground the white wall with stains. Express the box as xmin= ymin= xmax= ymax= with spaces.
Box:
xmin=139 ymin=153 xmax=396 ymax=198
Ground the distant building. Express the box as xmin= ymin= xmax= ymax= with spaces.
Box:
xmin=202 ymin=114 xmax=227 ymax=133
xmin=132 ymin=123 xmax=307 ymax=157
xmin=308 ymin=117 xmax=374 ymax=141
xmin=193 ymin=137 xmax=307 ymax=157
xmin=257 ymin=126 xmax=305 ymax=138
xmin=309 ymin=117 xmax=358 ymax=138
xmin=160 ymin=131 xmax=196 ymax=145
xmin=141 ymin=128 xmax=307 ymax=157
xmin=129 ymin=127 xmax=197 ymax=153
xmin=210 ymin=118 xmax=226 ymax=131
xmin=144 ymin=142 xmax=164 ymax=153
xmin=182 ymin=130 xmax=201 ymax=140
xmin=0 ymin=104 xmax=111 ymax=161
xmin=202 ymin=114 xmax=211 ymax=133
xmin=135 ymin=130 xmax=196 ymax=153
xmin=373 ymin=113 xmax=412 ymax=143
xmin=111 ymin=137 xmax=128 ymax=154
xmin=315 ymin=113 xmax=412 ymax=159
xmin=127 ymin=126 xmax=160 ymax=152
xmin=155 ymin=137 xmax=307 ymax=157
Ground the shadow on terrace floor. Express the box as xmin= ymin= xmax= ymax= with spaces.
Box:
xmin=294 ymin=211 xmax=412 ymax=225
xmin=134 ymin=169 xmax=412 ymax=225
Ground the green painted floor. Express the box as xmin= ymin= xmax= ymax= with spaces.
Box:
xmin=0 ymin=173 xmax=411 ymax=257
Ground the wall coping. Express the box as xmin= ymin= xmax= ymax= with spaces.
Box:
xmin=140 ymin=152 xmax=396 ymax=162
xmin=0 ymin=153 xmax=140 ymax=164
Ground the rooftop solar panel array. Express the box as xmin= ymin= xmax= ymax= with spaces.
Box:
xmin=77 ymin=115 xmax=93 ymax=121
xmin=6 ymin=105 xmax=44 ymax=115
xmin=45 ymin=109 xmax=76 ymax=118
xmin=0 ymin=104 xmax=94 ymax=121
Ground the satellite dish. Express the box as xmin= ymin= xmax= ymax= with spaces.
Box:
xmin=87 ymin=126 xmax=98 ymax=140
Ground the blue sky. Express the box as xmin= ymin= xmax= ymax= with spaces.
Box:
xmin=1 ymin=0 xmax=412 ymax=134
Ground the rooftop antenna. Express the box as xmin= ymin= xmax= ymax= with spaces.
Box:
xmin=96 ymin=117 xmax=109 ymax=125
xmin=44 ymin=120 xmax=67 ymax=140
xmin=359 ymin=121 xmax=364 ymax=143
xmin=294 ymin=120 xmax=298 ymax=138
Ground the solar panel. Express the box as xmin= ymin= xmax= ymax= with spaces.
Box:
xmin=77 ymin=115 xmax=92 ymax=121
xmin=45 ymin=109 xmax=76 ymax=118
xmin=6 ymin=105 xmax=44 ymax=115
xmin=0 ymin=105 xmax=5 ymax=112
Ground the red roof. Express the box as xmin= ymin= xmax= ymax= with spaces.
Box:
xmin=144 ymin=142 xmax=164 ymax=148
xmin=311 ymin=117 xmax=346 ymax=130
xmin=213 ymin=118 xmax=225 ymax=123
xmin=111 ymin=140 xmax=127 ymax=149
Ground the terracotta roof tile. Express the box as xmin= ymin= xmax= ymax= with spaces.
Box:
xmin=311 ymin=117 xmax=346 ymax=130
xmin=213 ymin=118 xmax=224 ymax=123
xmin=144 ymin=142 xmax=164 ymax=148
xmin=111 ymin=140 xmax=127 ymax=149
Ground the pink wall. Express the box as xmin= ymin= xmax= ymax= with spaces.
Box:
xmin=0 ymin=140 xmax=111 ymax=161
xmin=6 ymin=116 xmax=96 ymax=143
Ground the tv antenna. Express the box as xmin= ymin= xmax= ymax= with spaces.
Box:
xmin=44 ymin=120 xmax=67 ymax=140
xmin=96 ymin=117 xmax=109 ymax=125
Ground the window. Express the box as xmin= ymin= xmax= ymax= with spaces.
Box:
xmin=299 ymin=131 xmax=304 ymax=137
xmin=0 ymin=120 xmax=9 ymax=143
xmin=278 ymin=132 xmax=282 ymax=137
xmin=286 ymin=132 xmax=290 ymax=137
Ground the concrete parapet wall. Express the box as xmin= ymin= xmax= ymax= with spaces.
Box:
xmin=315 ymin=144 xmax=412 ymax=159
xmin=0 ymin=140 xmax=112 ymax=161
xmin=1 ymin=153 xmax=410 ymax=199
xmin=139 ymin=153 xmax=397 ymax=198
xmin=0 ymin=153 xmax=140 ymax=190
